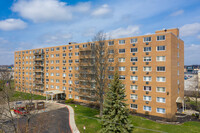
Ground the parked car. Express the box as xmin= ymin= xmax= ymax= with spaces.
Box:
xmin=14 ymin=107 xmax=29 ymax=115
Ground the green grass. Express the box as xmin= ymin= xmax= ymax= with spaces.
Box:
xmin=10 ymin=91 xmax=46 ymax=101
xmin=69 ymin=104 xmax=200 ymax=133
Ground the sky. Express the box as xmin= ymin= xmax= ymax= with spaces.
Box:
xmin=0 ymin=0 xmax=200 ymax=65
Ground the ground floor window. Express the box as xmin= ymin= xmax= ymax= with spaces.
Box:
xmin=130 ymin=104 xmax=137 ymax=109
xmin=156 ymin=108 xmax=166 ymax=114
xmin=143 ymin=106 xmax=151 ymax=111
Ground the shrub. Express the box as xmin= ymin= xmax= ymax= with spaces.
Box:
xmin=88 ymin=102 xmax=100 ymax=109
xmin=185 ymin=96 xmax=190 ymax=102
xmin=130 ymin=109 xmax=137 ymax=114
xmin=192 ymin=113 xmax=196 ymax=117
xmin=145 ymin=111 xmax=149 ymax=116
xmin=65 ymin=99 xmax=74 ymax=104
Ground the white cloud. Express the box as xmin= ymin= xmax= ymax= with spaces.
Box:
xmin=12 ymin=0 xmax=90 ymax=23
xmin=0 ymin=19 xmax=27 ymax=31
xmin=0 ymin=37 xmax=9 ymax=44
xmin=185 ymin=44 xmax=200 ymax=65
xmin=108 ymin=25 xmax=140 ymax=38
xmin=180 ymin=23 xmax=200 ymax=37
xmin=91 ymin=4 xmax=111 ymax=17
xmin=170 ymin=10 xmax=184 ymax=16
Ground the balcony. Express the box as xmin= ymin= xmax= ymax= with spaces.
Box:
xmin=79 ymin=80 xmax=96 ymax=83
xmin=35 ymin=69 xmax=44 ymax=72
xmin=79 ymin=87 xmax=95 ymax=91
xmin=35 ymin=58 xmax=44 ymax=61
xmin=35 ymin=81 xmax=44 ymax=85
xmin=34 ymin=52 xmax=44 ymax=55
xmin=79 ymin=55 xmax=95 ymax=59
xmin=35 ymin=63 xmax=44 ymax=67
xmin=35 ymin=75 xmax=44 ymax=79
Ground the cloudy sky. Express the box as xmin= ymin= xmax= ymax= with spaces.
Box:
xmin=0 ymin=0 xmax=200 ymax=65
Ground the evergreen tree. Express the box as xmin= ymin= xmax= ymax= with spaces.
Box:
xmin=101 ymin=72 xmax=133 ymax=133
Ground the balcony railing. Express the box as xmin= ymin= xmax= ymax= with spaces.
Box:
xmin=35 ymin=75 xmax=44 ymax=79
xmin=35 ymin=69 xmax=44 ymax=72
xmin=35 ymin=58 xmax=44 ymax=61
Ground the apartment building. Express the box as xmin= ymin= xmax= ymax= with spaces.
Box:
xmin=14 ymin=28 xmax=184 ymax=118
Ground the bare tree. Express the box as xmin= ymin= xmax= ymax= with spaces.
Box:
xmin=78 ymin=31 xmax=118 ymax=117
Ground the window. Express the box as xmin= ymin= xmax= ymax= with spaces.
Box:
xmin=56 ymin=73 xmax=60 ymax=76
xmin=51 ymin=60 xmax=54 ymax=64
xmin=156 ymin=87 xmax=166 ymax=93
xmin=156 ymin=56 xmax=166 ymax=61
xmin=63 ymin=73 xmax=66 ymax=77
xmin=144 ymin=86 xmax=151 ymax=91
xmin=143 ymin=76 xmax=152 ymax=81
xmin=109 ymin=49 xmax=114 ymax=54
xmin=119 ymin=75 xmax=125 ymax=80
xmin=69 ymin=60 xmax=73 ymax=63
xmin=51 ymin=85 xmax=54 ymax=88
xmin=75 ymin=45 xmax=79 ymax=49
xmin=108 ymin=58 xmax=114 ymax=62
xmin=108 ymin=67 xmax=114 ymax=71
xmin=157 ymin=46 xmax=166 ymax=51
xmin=130 ymin=66 xmax=138 ymax=71
xmin=131 ymin=48 xmax=137 ymax=53
xmin=56 ymin=47 xmax=60 ymax=51
xmin=83 ymin=44 xmax=87 ymax=48
xmin=63 ymin=87 xmax=66 ymax=90
xmin=75 ymin=95 xmax=79 ymax=99
xmin=157 ymin=35 xmax=165 ymax=41
xmin=75 ymin=66 xmax=79 ymax=70
xmin=119 ymin=49 xmax=125 ymax=53
xmin=130 ymin=94 xmax=138 ymax=100
xmin=143 ymin=106 xmax=151 ymax=111
xmin=108 ymin=41 xmax=114 ymax=46
xmin=143 ymin=96 xmax=152 ymax=101
xmin=118 ymin=58 xmax=125 ymax=62
xmin=51 ymin=48 xmax=54 ymax=51
xmin=75 ymin=59 xmax=79 ymax=63
xmin=51 ymin=54 xmax=54 ymax=58
xmin=69 ymin=94 xmax=72 ymax=99
xmin=51 ymin=73 xmax=54 ymax=76
xmin=130 ymin=76 xmax=138 ymax=81
xmin=56 ymin=79 xmax=60 ymax=83
xmin=144 ymin=47 xmax=151 ymax=52
xmin=143 ymin=66 xmax=152 ymax=72
xmin=63 ymin=80 xmax=66 ymax=83
xmin=119 ymin=66 xmax=125 ymax=71
xmin=130 ymin=38 xmax=137 ymax=43
xmin=108 ymin=75 xmax=114 ymax=79
xmin=69 ymin=46 xmax=72 ymax=50
xmin=68 ymin=80 xmax=72 ymax=84
xmin=63 ymin=47 xmax=66 ymax=50
xmin=56 ymin=60 xmax=60 ymax=63
xmin=143 ymin=57 xmax=151 ymax=62
xmin=56 ymin=86 xmax=59 ymax=89
xmin=69 ymin=73 xmax=73 ymax=77
xmin=75 ymin=52 xmax=79 ymax=56
xmin=131 ymin=57 xmax=138 ymax=62
xmin=156 ymin=77 xmax=166 ymax=82
xmin=130 ymin=104 xmax=137 ymax=109
xmin=69 ymin=53 xmax=72 ymax=56
xmin=51 ymin=79 xmax=54 ymax=83
xmin=143 ymin=37 xmax=151 ymax=42
xmin=56 ymin=54 xmax=59 ymax=57
xmin=157 ymin=97 xmax=166 ymax=103
xmin=157 ymin=66 xmax=165 ymax=72
xmin=69 ymin=67 xmax=73 ymax=70
xmin=63 ymin=53 xmax=66 ymax=57
xmin=130 ymin=85 xmax=138 ymax=90
xmin=119 ymin=40 xmax=125 ymax=44
xmin=157 ymin=108 xmax=166 ymax=114
xmin=63 ymin=67 xmax=66 ymax=70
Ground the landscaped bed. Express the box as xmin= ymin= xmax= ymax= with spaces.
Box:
xmin=10 ymin=91 xmax=46 ymax=101
xmin=68 ymin=104 xmax=200 ymax=133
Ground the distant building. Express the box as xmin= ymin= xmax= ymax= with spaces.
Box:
xmin=184 ymin=65 xmax=200 ymax=74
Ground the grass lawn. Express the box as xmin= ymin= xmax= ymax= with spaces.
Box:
xmin=10 ymin=91 xmax=46 ymax=101
xmin=69 ymin=104 xmax=200 ymax=133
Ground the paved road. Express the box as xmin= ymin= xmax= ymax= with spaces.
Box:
xmin=1 ymin=108 xmax=72 ymax=133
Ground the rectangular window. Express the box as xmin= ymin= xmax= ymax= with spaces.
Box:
xmin=130 ymin=94 xmax=138 ymax=100
xmin=130 ymin=85 xmax=138 ymax=90
xmin=108 ymin=41 xmax=114 ymax=46
xmin=130 ymin=104 xmax=137 ymax=109
xmin=143 ymin=57 xmax=151 ymax=62
xmin=118 ymin=58 xmax=125 ymax=62
xmin=130 ymin=76 xmax=138 ymax=81
xmin=157 ymin=66 xmax=165 ymax=72
xmin=63 ymin=73 xmax=66 ymax=77
xmin=56 ymin=47 xmax=60 ymax=51
xmin=131 ymin=57 xmax=138 ymax=62
xmin=157 ymin=46 xmax=166 ymax=51
xmin=56 ymin=60 xmax=59 ymax=63
xmin=63 ymin=87 xmax=66 ymax=90
xmin=143 ymin=66 xmax=152 ymax=72
xmin=108 ymin=75 xmax=114 ymax=79
xmin=144 ymin=86 xmax=151 ymax=91
xmin=75 ymin=52 xmax=79 ymax=56
xmin=143 ymin=76 xmax=152 ymax=81
xmin=119 ymin=75 xmax=125 ymax=80
xmin=69 ymin=46 xmax=72 ymax=50
xmin=56 ymin=54 xmax=59 ymax=57
xmin=63 ymin=53 xmax=66 ymax=57
xmin=108 ymin=58 xmax=114 ymax=62
xmin=108 ymin=67 xmax=114 ymax=71
xmin=156 ymin=87 xmax=166 ymax=93
xmin=75 ymin=45 xmax=79 ymax=49
xmin=83 ymin=44 xmax=87 ymax=48
xmin=119 ymin=49 xmax=125 ymax=53
xmin=109 ymin=49 xmax=114 ymax=54
xmin=157 ymin=35 xmax=165 ymax=41
xmin=63 ymin=47 xmax=66 ymax=50
xmin=143 ymin=37 xmax=151 ymax=42
xmin=69 ymin=53 xmax=72 ymax=56
xmin=130 ymin=66 xmax=138 ymax=71
xmin=156 ymin=97 xmax=166 ymax=103
xmin=143 ymin=106 xmax=151 ymax=111
xmin=156 ymin=77 xmax=166 ymax=82
xmin=130 ymin=38 xmax=137 ymax=43
xmin=119 ymin=66 xmax=125 ymax=71
xmin=144 ymin=47 xmax=151 ymax=52
xmin=156 ymin=56 xmax=166 ymax=61
xmin=131 ymin=48 xmax=138 ymax=53
xmin=119 ymin=40 xmax=125 ymax=44
xmin=51 ymin=48 xmax=54 ymax=51
xmin=157 ymin=108 xmax=166 ymax=114
xmin=143 ymin=96 xmax=152 ymax=101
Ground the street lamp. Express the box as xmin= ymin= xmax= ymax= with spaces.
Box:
xmin=83 ymin=126 xmax=86 ymax=133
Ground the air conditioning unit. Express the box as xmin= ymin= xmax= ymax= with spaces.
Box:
xmin=146 ymin=101 xmax=149 ymax=104
xmin=146 ymin=91 xmax=149 ymax=94
xmin=146 ymin=42 xmax=149 ymax=45
xmin=132 ymin=81 xmax=135 ymax=84
xmin=69 ymin=57 xmax=71 ymax=58
xmin=132 ymin=90 xmax=135 ymax=93
xmin=146 ymin=62 xmax=149 ymax=65
xmin=132 ymin=72 xmax=135 ymax=74
xmin=132 ymin=44 xmax=135 ymax=46
xmin=146 ymin=72 xmax=149 ymax=74
xmin=132 ymin=100 xmax=135 ymax=102
xmin=132 ymin=62 xmax=135 ymax=65
xmin=146 ymin=52 xmax=149 ymax=55
xmin=132 ymin=53 xmax=135 ymax=56
xmin=146 ymin=82 xmax=149 ymax=84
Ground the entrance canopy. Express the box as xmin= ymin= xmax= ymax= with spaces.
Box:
xmin=45 ymin=90 xmax=64 ymax=95
xmin=176 ymin=97 xmax=184 ymax=103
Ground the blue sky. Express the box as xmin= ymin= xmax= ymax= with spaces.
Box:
xmin=0 ymin=0 xmax=200 ymax=65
